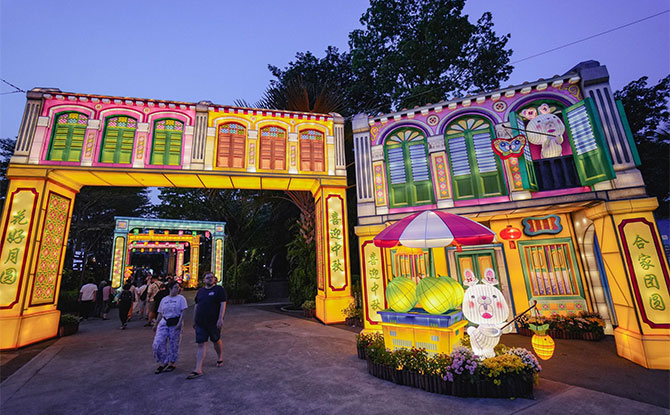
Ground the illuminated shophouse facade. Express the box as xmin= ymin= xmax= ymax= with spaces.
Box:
xmin=353 ymin=61 xmax=669 ymax=369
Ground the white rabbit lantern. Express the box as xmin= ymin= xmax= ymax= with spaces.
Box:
xmin=523 ymin=103 xmax=566 ymax=159
xmin=462 ymin=269 xmax=510 ymax=359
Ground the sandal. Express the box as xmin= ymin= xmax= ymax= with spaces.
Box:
xmin=155 ymin=365 xmax=167 ymax=374
xmin=186 ymin=371 xmax=202 ymax=380
xmin=216 ymin=360 xmax=224 ymax=368
xmin=163 ymin=365 xmax=176 ymax=373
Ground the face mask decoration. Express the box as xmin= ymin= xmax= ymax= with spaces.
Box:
xmin=462 ymin=269 xmax=510 ymax=359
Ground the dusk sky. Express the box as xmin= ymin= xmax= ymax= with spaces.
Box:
xmin=1 ymin=0 xmax=668 ymax=140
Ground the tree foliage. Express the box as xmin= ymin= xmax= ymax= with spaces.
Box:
xmin=614 ymin=75 xmax=670 ymax=218
xmin=349 ymin=0 xmax=513 ymax=113
xmin=67 ymin=186 xmax=152 ymax=286
xmin=0 ymin=137 xmax=17 ymax=206
xmin=154 ymin=188 xmax=298 ymax=300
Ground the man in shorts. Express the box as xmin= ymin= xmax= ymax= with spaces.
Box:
xmin=187 ymin=271 xmax=227 ymax=379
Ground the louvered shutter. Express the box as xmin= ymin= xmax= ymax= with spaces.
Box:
xmin=473 ymin=131 xmax=505 ymax=197
xmin=48 ymin=113 xmax=87 ymax=162
xmin=167 ymin=132 xmax=182 ymax=165
xmin=562 ymin=97 xmax=615 ymax=186
xmin=300 ymin=139 xmax=312 ymax=171
xmin=508 ymin=111 xmax=538 ymax=191
xmin=447 ymin=136 xmax=475 ymax=199
xmin=259 ymin=136 xmax=272 ymax=169
xmin=408 ymin=142 xmax=432 ymax=204
xmin=101 ymin=124 xmax=135 ymax=164
xmin=386 ymin=145 xmax=409 ymax=206
xmin=272 ymin=136 xmax=286 ymax=170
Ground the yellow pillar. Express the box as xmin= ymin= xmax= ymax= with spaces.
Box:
xmin=313 ymin=185 xmax=353 ymax=323
xmin=0 ymin=177 xmax=78 ymax=349
xmin=355 ymin=224 xmax=387 ymax=331
xmin=585 ymin=198 xmax=670 ymax=369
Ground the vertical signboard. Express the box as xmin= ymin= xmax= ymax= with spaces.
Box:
xmin=619 ymin=218 xmax=670 ymax=328
xmin=0 ymin=189 xmax=38 ymax=309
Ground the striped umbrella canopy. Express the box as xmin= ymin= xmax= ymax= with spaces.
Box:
xmin=373 ymin=210 xmax=496 ymax=249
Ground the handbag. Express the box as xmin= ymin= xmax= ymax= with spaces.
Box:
xmin=165 ymin=316 xmax=180 ymax=326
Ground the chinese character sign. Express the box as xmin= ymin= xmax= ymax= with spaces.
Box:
xmin=0 ymin=189 xmax=38 ymax=308
xmin=111 ymin=237 xmax=125 ymax=288
xmin=363 ymin=242 xmax=386 ymax=324
xmin=326 ymin=196 xmax=347 ymax=290
xmin=619 ymin=219 xmax=670 ymax=328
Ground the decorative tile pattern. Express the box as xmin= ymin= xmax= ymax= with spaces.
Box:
xmin=373 ymin=162 xmax=387 ymax=206
xmin=31 ymin=193 xmax=70 ymax=305
xmin=433 ymin=154 xmax=449 ymax=198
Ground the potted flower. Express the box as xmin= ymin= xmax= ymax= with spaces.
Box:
xmin=301 ymin=300 xmax=316 ymax=318
xmin=342 ymin=302 xmax=363 ymax=327
xmin=58 ymin=314 xmax=80 ymax=337
xmin=356 ymin=332 xmax=383 ymax=360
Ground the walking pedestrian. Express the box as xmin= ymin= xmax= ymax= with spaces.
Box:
xmin=187 ymin=271 xmax=227 ymax=379
xmin=117 ymin=283 xmax=134 ymax=329
xmin=101 ymin=281 xmax=113 ymax=320
xmin=152 ymin=281 xmax=188 ymax=374
xmin=78 ymin=279 xmax=98 ymax=321
xmin=135 ymin=280 xmax=147 ymax=320
xmin=144 ymin=275 xmax=160 ymax=326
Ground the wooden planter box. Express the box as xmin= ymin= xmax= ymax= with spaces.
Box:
xmin=365 ymin=358 xmax=534 ymax=399
xmin=303 ymin=309 xmax=315 ymax=318
xmin=356 ymin=344 xmax=367 ymax=360
xmin=58 ymin=324 xmax=79 ymax=337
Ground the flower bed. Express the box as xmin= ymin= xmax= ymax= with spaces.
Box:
xmin=356 ymin=333 xmax=540 ymax=399
xmin=517 ymin=311 xmax=605 ymax=341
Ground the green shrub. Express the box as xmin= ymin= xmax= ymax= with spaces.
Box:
xmin=59 ymin=313 xmax=80 ymax=326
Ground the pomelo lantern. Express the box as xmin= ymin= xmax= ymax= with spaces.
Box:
xmin=385 ymin=277 xmax=417 ymax=312
xmin=416 ymin=276 xmax=454 ymax=315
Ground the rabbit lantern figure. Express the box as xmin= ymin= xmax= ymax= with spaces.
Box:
xmin=523 ymin=103 xmax=566 ymax=159
xmin=462 ymin=269 xmax=510 ymax=359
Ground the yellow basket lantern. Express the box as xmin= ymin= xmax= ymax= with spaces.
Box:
xmin=529 ymin=323 xmax=555 ymax=360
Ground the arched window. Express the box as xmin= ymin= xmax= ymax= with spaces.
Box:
xmin=217 ymin=122 xmax=246 ymax=168
xmin=299 ymin=129 xmax=324 ymax=172
xmin=151 ymin=119 xmax=183 ymax=166
xmin=445 ymin=117 xmax=506 ymax=200
xmin=100 ymin=116 xmax=137 ymax=164
xmin=259 ymin=126 xmax=286 ymax=170
xmin=384 ymin=127 xmax=433 ymax=208
xmin=47 ymin=112 xmax=88 ymax=162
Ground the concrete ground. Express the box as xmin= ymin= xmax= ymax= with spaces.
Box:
xmin=1 ymin=293 xmax=668 ymax=415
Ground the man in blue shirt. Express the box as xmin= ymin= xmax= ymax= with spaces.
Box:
xmin=187 ymin=271 xmax=227 ymax=379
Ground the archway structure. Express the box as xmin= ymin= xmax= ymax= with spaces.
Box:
xmin=112 ymin=216 xmax=226 ymax=289
xmin=0 ymin=88 xmax=351 ymax=349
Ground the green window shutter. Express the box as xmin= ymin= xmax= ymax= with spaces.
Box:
xmin=385 ymin=128 xmax=434 ymax=208
xmin=407 ymin=140 xmax=433 ymax=205
xmin=562 ymin=97 xmax=615 ymax=186
xmin=386 ymin=145 xmax=410 ymax=207
xmin=447 ymin=135 xmax=476 ymax=200
xmin=472 ymin=130 xmax=505 ymax=197
xmin=151 ymin=119 xmax=183 ymax=166
xmin=101 ymin=122 xmax=136 ymax=164
xmin=48 ymin=113 xmax=87 ymax=162
xmin=508 ymin=111 xmax=538 ymax=191
xmin=615 ymin=100 xmax=641 ymax=166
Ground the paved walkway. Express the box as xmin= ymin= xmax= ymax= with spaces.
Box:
xmin=1 ymin=297 xmax=668 ymax=414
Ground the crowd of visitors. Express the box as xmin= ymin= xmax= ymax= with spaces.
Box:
xmin=77 ymin=268 xmax=227 ymax=379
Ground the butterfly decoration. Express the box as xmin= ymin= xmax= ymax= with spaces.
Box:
xmin=491 ymin=134 xmax=527 ymax=159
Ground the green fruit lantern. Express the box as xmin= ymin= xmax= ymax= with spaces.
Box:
xmin=385 ymin=277 xmax=417 ymax=312
xmin=441 ymin=275 xmax=464 ymax=310
xmin=416 ymin=276 xmax=463 ymax=314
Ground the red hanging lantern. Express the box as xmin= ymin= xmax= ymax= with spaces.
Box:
xmin=499 ymin=225 xmax=522 ymax=249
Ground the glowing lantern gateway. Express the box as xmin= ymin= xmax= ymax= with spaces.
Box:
xmin=499 ymin=225 xmax=522 ymax=249
xmin=529 ymin=323 xmax=555 ymax=360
